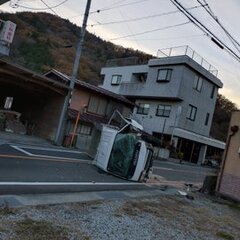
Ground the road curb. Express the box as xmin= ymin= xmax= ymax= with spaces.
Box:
xmin=0 ymin=187 xmax=176 ymax=208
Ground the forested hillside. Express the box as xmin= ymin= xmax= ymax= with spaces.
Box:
xmin=0 ymin=11 xmax=238 ymax=141
xmin=0 ymin=11 xmax=151 ymax=85
xmin=210 ymin=94 xmax=238 ymax=141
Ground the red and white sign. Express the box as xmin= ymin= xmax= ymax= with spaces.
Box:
xmin=0 ymin=20 xmax=16 ymax=44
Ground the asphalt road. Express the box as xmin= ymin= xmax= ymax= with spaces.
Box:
xmin=152 ymin=160 xmax=215 ymax=183
xmin=0 ymin=144 xmax=149 ymax=194
xmin=0 ymin=143 xmax=215 ymax=194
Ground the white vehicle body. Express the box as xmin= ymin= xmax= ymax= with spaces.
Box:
xmin=95 ymin=111 xmax=153 ymax=182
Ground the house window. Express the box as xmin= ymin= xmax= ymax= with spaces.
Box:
xmin=87 ymin=96 xmax=107 ymax=116
xmin=211 ymin=85 xmax=215 ymax=98
xmin=157 ymin=69 xmax=172 ymax=82
xmin=193 ymin=76 xmax=203 ymax=92
xmin=205 ymin=113 xmax=210 ymax=126
xmin=111 ymin=75 xmax=122 ymax=85
xmin=77 ymin=124 xmax=92 ymax=135
xmin=156 ymin=105 xmax=171 ymax=117
xmin=4 ymin=97 xmax=13 ymax=109
xmin=186 ymin=104 xmax=197 ymax=121
xmin=136 ymin=103 xmax=150 ymax=115
xmin=133 ymin=73 xmax=147 ymax=82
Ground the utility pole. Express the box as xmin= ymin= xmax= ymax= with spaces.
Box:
xmin=0 ymin=0 xmax=9 ymax=5
xmin=54 ymin=0 xmax=92 ymax=145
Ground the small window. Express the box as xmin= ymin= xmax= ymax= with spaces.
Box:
xmin=4 ymin=97 xmax=13 ymax=109
xmin=156 ymin=105 xmax=171 ymax=117
xmin=87 ymin=96 xmax=107 ymax=116
xmin=136 ymin=103 xmax=150 ymax=115
xmin=193 ymin=76 xmax=203 ymax=92
xmin=111 ymin=75 xmax=122 ymax=85
xmin=186 ymin=104 xmax=197 ymax=121
xmin=157 ymin=69 xmax=172 ymax=82
xmin=211 ymin=85 xmax=215 ymax=98
xmin=133 ymin=73 xmax=147 ymax=82
xmin=205 ymin=113 xmax=210 ymax=126
xmin=77 ymin=124 xmax=92 ymax=135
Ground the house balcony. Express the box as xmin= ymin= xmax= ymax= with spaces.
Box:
xmin=118 ymin=82 xmax=182 ymax=101
xmin=119 ymin=82 xmax=146 ymax=96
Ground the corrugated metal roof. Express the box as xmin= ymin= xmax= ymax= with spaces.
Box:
xmin=0 ymin=59 xmax=69 ymax=95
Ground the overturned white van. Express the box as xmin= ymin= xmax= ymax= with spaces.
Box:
xmin=95 ymin=111 xmax=153 ymax=182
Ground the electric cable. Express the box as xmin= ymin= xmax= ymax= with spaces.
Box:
xmin=170 ymin=0 xmax=240 ymax=63
xmin=134 ymin=33 xmax=206 ymax=41
xmin=109 ymin=21 xmax=191 ymax=40
xmin=69 ymin=0 xmax=148 ymax=19
xmin=39 ymin=0 xmax=58 ymax=15
xmin=196 ymin=0 xmax=240 ymax=53
xmin=90 ymin=0 xmax=148 ymax=14
xmin=16 ymin=0 xmax=68 ymax=10
xmin=90 ymin=4 xmax=204 ymax=27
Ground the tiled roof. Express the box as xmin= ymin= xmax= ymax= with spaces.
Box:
xmin=44 ymin=69 xmax=134 ymax=106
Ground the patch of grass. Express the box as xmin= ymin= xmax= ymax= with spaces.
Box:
xmin=13 ymin=218 xmax=69 ymax=240
xmin=216 ymin=231 xmax=235 ymax=240
xmin=0 ymin=203 xmax=17 ymax=215
xmin=119 ymin=196 xmax=188 ymax=218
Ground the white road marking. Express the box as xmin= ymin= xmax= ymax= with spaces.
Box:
xmin=153 ymin=167 xmax=173 ymax=171
xmin=11 ymin=145 xmax=34 ymax=156
xmin=11 ymin=144 xmax=87 ymax=154
xmin=0 ymin=182 xmax=142 ymax=186
xmin=10 ymin=145 xmax=91 ymax=162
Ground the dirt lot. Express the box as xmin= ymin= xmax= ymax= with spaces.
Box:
xmin=0 ymin=192 xmax=239 ymax=240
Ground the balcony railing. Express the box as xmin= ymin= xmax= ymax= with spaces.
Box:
xmin=157 ymin=45 xmax=218 ymax=76
xmin=119 ymin=82 xmax=145 ymax=94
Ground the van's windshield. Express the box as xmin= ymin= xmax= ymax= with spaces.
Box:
xmin=107 ymin=133 xmax=140 ymax=179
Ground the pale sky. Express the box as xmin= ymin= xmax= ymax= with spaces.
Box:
xmin=1 ymin=0 xmax=240 ymax=107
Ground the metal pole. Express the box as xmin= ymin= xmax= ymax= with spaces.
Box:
xmin=0 ymin=0 xmax=9 ymax=5
xmin=160 ymin=118 xmax=166 ymax=145
xmin=54 ymin=0 xmax=92 ymax=145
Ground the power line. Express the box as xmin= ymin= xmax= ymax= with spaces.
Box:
xmin=90 ymin=0 xmax=148 ymax=14
xmin=116 ymin=5 xmax=142 ymax=50
xmin=16 ymin=0 xmax=69 ymax=10
xmin=103 ymin=0 xmax=129 ymax=9
xmin=196 ymin=0 xmax=240 ymax=53
xmin=90 ymin=4 xmax=204 ymax=27
xmin=134 ymin=33 xmax=206 ymax=41
xmin=39 ymin=0 xmax=58 ymax=15
xmin=170 ymin=0 xmax=240 ymax=63
xmin=109 ymin=21 xmax=191 ymax=40
xmin=69 ymin=0 xmax=148 ymax=19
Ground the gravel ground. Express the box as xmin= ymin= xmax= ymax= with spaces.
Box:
xmin=0 ymin=192 xmax=239 ymax=240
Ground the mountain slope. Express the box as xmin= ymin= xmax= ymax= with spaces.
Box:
xmin=0 ymin=11 xmax=151 ymax=85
